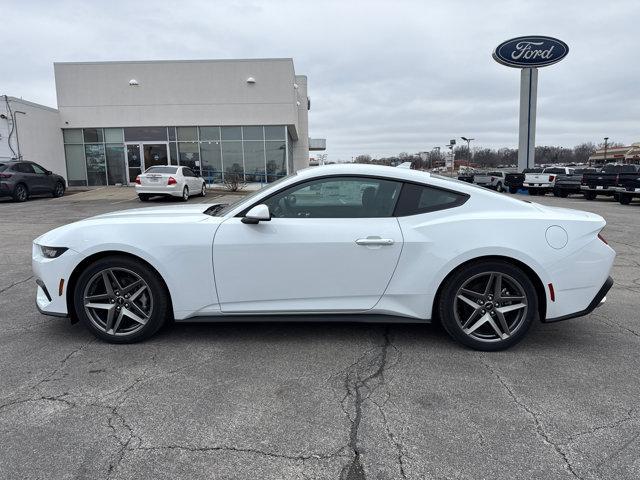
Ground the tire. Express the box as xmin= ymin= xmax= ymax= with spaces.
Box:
xmin=199 ymin=183 xmax=206 ymax=197
xmin=138 ymin=194 xmax=150 ymax=202
xmin=53 ymin=181 xmax=65 ymax=198
xmin=553 ymin=188 xmax=561 ymax=197
xmin=181 ymin=186 xmax=189 ymax=202
xmin=584 ymin=191 xmax=596 ymax=200
xmin=508 ymin=186 xmax=518 ymax=194
xmin=438 ymin=260 xmax=537 ymax=351
xmin=528 ymin=189 xmax=537 ymax=196
xmin=619 ymin=193 xmax=632 ymax=205
xmin=12 ymin=183 xmax=28 ymax=202
xmin=496 ymin=182 xmax=504 ymax=193
xmin=559 ymin=191 xmax=569 ymax=198
xmin=73 ymin=255 xmax=169 ymax=343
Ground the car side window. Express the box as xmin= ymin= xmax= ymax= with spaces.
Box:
xmin=263 ymin=176 xmax=402 ymax=218
xmin=183 ymin=168 xmax=194 ymax=177
xmin=394 ymin=183 xmax=468 ymax=216
xmin=16 ymin=163 xmax=35 ymax=174
xmin=31 ymin=163 xmax=46 ymax=174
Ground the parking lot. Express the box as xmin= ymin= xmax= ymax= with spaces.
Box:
xmin=0 ymin=188 xmax=638 ymax=480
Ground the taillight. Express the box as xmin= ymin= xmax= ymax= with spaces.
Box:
xmin=135 ymin=175 xmax=141 ymax=184
xmin=0 ymin=173 xmax=12 ymax=179
xmin=548 ymin=175 xmax=555 ymax=182
xmin=598 ymin=232 xmax=608 ymax=245
xmin=167 ymin=177 xmax=177 ymax=185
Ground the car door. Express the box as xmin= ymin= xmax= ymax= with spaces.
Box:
xmin=15 ymin=163 xmax=43 ymax=193
xmin=183 ymin=168 xmax=198 ymax=191
xmin=30 ymin=162 xmax=55 ymax=193
xmin=212 ymin=176 xmax=404 ymax=313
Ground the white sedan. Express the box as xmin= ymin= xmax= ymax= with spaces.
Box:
xmin=32 ymin=164 xmax=615 ymax=350
xmin=135 ymin=166 xmax=206 ymax=201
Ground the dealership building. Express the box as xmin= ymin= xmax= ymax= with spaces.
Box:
xmin=1 ymin=58 xmax=324 ymax=186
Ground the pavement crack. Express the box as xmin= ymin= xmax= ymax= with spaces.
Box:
xmin=481 ymin=358 xmax=583 ymax=480
xmin=592 ymin=312 xmax=640 ymax=338
xmin=0 ymin=274 xmax=33 ymax=295
xmin=338 ymin=327 xmax=398 ymax=480
xmin=564 ymin=406 xmax=638 ymax=446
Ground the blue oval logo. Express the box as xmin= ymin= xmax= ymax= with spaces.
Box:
xmin=493 ymin=36 xmax=569 ymax=68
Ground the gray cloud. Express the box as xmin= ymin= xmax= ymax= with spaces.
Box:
xmin=2 ymin=0 xmax=638 ymax=161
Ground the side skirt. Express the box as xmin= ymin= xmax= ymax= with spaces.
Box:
xmin=175 ymin=313 xmax=430 ymax=324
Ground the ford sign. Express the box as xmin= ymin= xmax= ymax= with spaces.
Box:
xmin=493 ymin=36 xmax=569 ymax=68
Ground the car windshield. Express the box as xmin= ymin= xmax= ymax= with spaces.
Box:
xmin=0 ymin=164 xmax=7 ymax=172
xmin=206 ymin=174 xmax=294 ymax=216
xmin=145 ymin=166 xmax=178 ymax=174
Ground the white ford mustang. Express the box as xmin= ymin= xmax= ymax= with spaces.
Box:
xmin=32 ymin=164 xmax=615 ymax=350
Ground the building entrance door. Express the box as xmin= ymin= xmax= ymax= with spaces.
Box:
xmin=126 ymin=143 xmax=170 ymax=183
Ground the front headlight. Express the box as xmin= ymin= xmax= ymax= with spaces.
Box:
xmin=40 ymin=245 xmax=68 ymax=259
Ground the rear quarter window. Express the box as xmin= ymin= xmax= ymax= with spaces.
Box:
xmin=394 ymin=183 xmax=468 ymax=216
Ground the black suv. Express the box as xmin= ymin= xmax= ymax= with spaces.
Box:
xmin=0 ymin=161 xmax=66 ymax=202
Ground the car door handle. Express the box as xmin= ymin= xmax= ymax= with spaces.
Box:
xmin=355 ymin=237 xmax=395 ymax=246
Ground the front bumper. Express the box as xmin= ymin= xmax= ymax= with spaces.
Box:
xmin=32 ymin=244 xmax=79 ymax=317
xmin=544 ymin=276 xmax=613 ymax=323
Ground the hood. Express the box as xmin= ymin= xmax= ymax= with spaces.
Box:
xmin=90 ymin=203 xmax=218 ymax=220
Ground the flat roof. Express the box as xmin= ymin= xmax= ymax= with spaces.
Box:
xmin=53 ymin=58 xmax=294 ymax=66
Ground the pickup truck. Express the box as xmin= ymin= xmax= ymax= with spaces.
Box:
xmin=581 ymin=164 xmax=638 ymax=200
xmin=524 ymin=167 xmax=575 ymax=196
xmin=552 ymin=168 xmax=596 ymax=197
xmin=473 ymin=171 xmax=509 ymax=192
xmin=504 ymin=172 xmax=525 ymax=193
xmin=612 ymin=165 xmax=640 ymax=204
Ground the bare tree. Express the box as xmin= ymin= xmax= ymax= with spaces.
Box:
xmin=354 ymin=154 xmax=372 ymax=164
xmin=223 ymin=164 xmax=247 ymax=192
xmin=573 ymin=142 xmax=596 ymax=164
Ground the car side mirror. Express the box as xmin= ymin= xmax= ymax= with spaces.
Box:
xmin=241 ymin=204 xmax=271 ymax=224
xmin=45 ymin=170 xmax=52 ymax=175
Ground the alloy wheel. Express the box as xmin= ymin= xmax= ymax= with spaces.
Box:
xmin=83 ymin=267 xmax=154 ymax=336
xmin=15 ymin=185 xmax=27 ymax=201
xmin=201 ymin=184 xmax=206 ymax=196
xmin=183 ymin=187 xmax=189 ymax=201
xmin=55 ymin=182 xmax=64 ymax=197
xmin=454 ymin=271 xmax=528 ymax=342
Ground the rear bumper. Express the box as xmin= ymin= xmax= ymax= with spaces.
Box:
xmin=544 ymin=276 xmax=613 ymax=323
xmin=135 ymin=184 xmax=183 ymax=197
xmin=524 ymin=184 xmax=552 ymax=188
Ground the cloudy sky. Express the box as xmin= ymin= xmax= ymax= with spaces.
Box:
xmin=2 ymin=0 xmax=638 ymax=161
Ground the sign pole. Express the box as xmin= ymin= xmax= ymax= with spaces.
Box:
xmin=518 ymin=68 xmax=538 ymax=171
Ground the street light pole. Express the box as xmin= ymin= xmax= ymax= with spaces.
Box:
xmin=603 ymin=137 xmax=609 ymax=166
xmin=461 ymin=137 xmax=474 ymax=168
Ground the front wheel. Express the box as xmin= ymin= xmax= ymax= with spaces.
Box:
xmin=181 ymin=186 xmax=189 ymax=202
xmin=438 ymin=261 xmax=537 ymax=351
xmin=619 ymin=193 xmax=632 ymax=205
xmin=199 ymin=183 xmax=206 ymax=197
xmin=13 ymin=183 xmax=28 ymax=202
xmin=496 ymin=182 xmax=504 ymax=193
xmin=73 ymin=255 xmax=169 ymax=343
xmin=53 ymin=181 xmax=65 ymax=198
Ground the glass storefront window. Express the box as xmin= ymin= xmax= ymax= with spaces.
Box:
xmin=199 ymin=126 xmax=220 ymax=141
xmin=63 ymin=129 xmax=83 ymax=144
xmin=177 ymin=126 xmax=198 ymax=142
xmin=201 ymin=141 xmax=223 ymax=183
xmin=265 ymin=126 xmax=285 ymax=140
xmin=221 ymin=126 xmax=242 ymax=141
xmin=106 ymin=144 xmax=126 ymax=185
xmin=266 ymin=140 xmax=287 ymax=182
xmin=104 ymin=128 xmax=124 ymax=143
xmin=83 ymin=128 xmax=104 ymax=143
xmin=124 ymin=127 xmax=167 ymax=142
xmin=169 ymin=142 xmax=178 ymax=165
xmin=243 ymin=126 xmax=263 ymax=141
xmin=85 ymin=144 xmax=107 ymax=186
xmin=221 ymin=141 xmax=243 ymax=176
xmin=178 ymin=142 xmax=200 ymax=172
xmin=168 ymin=127 xmax=176 ymax=141
xmin=64 ymin=144 xmax=87 ymax=186
xmin=243 ymin=141 xmax=266 ymax=182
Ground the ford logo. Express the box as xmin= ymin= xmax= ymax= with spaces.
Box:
xmin=493 ymin=36 xmax=569 ymax=68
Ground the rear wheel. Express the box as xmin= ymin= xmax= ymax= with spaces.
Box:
xmin=584 ymin=191 xmax=596 ymax=200
xmin=199 ymin=183 xmax=206 ymax=197
xmin=138 ymin=194 xmax=150 ymax=202
xmin=559 ymin=191 xmax=569 ymax=198
xmin=73 ymin=256 xmax=169 ymax=343
xmin=438 ymin=261 xmax=537 ymax=351
xmin=508 ymin=186 xmax=518 ymax=194
xmin=496 ymin=182 xmax=504 ymax=193
xmin=619 ymin=193 xmax=632 ymax=205
xmin=12 ymin=183 xmax=28 ymax=202
xmin=528 ymin=189 xmax=537 ymax=196
xmin=53 ymin=181 xmax=65 ymax=198
xmin=553 ymin=188 xmax=561 ymax=197
xmin=181 ymin=186 xmax=189 ymax=201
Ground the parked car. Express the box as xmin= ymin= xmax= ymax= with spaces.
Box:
xmin=581 ymin=164 xmax=637 ymax=200
xmin=135 ymin=166 xmax=207 ymax=201
xmin=473 ymin=171 xmax=508 ymax=191
xmin=0 ymin=161 xmax=66 ymax=202
xmin=612 ymin=165 xmax=640 ymax=205
xmin=524 ymin=167 xmax=575 ymax=196
xmin=504 ymin=172 xmax=525 ymax=193
xmin=33 ymin=164 xmax=615 ymax=351
xmin=457 ymin=172 xmax=475 ymax=183
xmin=552 ymin=168 xmax=596 ymax=198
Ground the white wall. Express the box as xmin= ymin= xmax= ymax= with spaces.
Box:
xmin=0 ymin=97 xmax=66 ymax=179
xmin=293 ymin=75 xmax=310 ymax=172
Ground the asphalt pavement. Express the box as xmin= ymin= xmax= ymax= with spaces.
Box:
xmin=0 ymin=187 xmax=638 ymax=479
